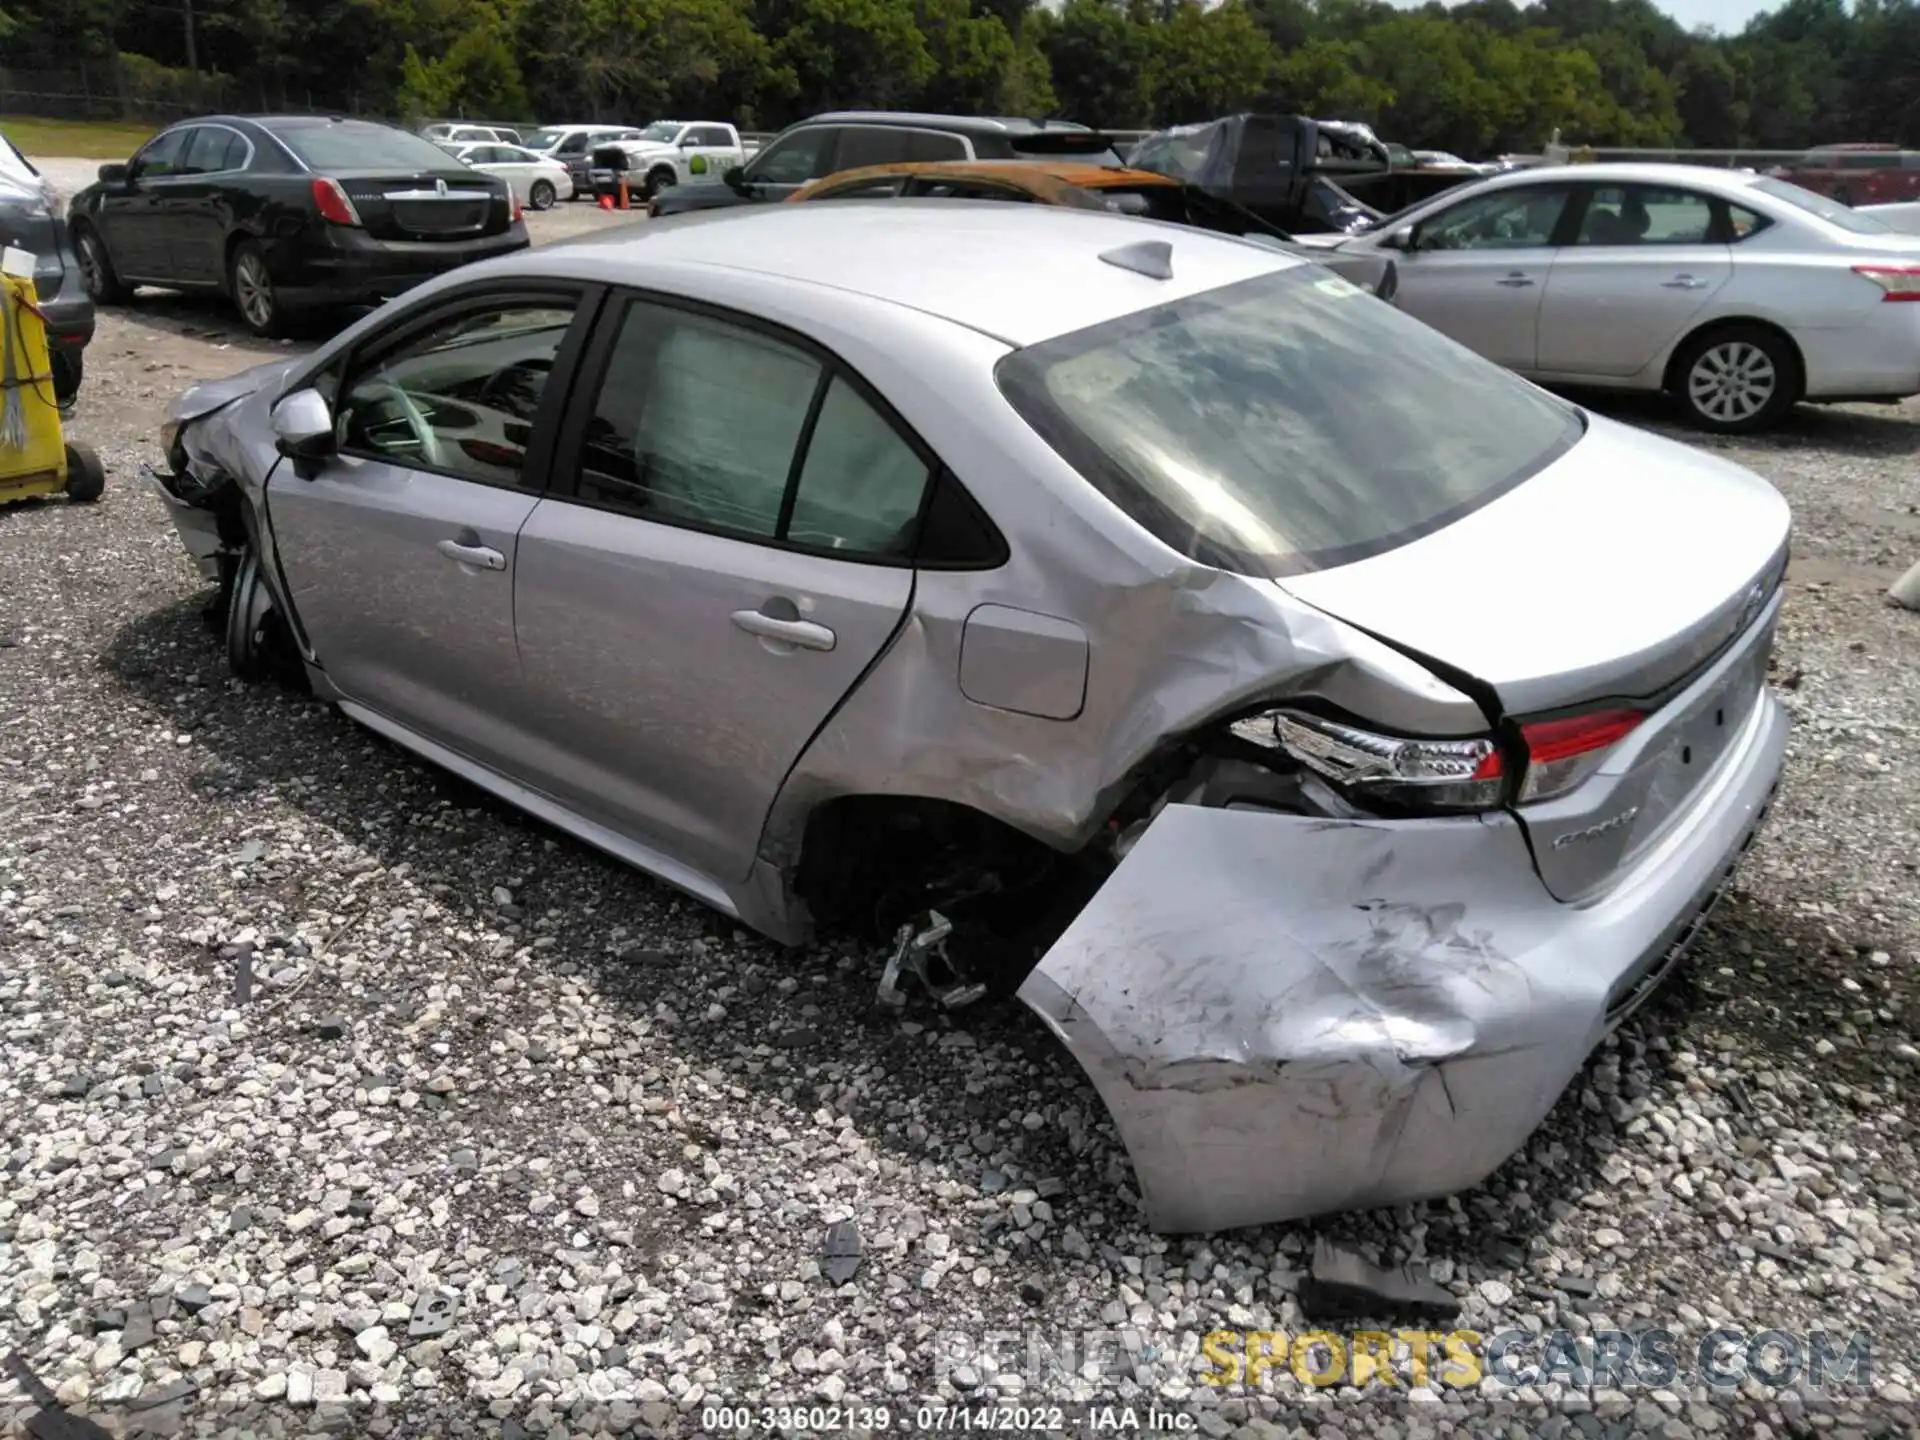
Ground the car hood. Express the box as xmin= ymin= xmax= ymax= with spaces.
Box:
xmin=1276 ymin=411 xmax=1791 ymax=716
xmin=172 ymin=357 xmax=302 ymax=423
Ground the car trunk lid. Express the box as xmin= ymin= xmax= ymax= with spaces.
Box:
xmin=1277 ymin=413 xmax=1790 ymax=902
xmin=334 ymin=166 xmax=507 ymax=241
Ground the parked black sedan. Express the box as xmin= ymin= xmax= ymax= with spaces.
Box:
xmin=68 ymin=115 xmax=530 ymax=337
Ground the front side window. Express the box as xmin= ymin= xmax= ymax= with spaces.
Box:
xmin=749 ymin=129 xmax=838 ymax=186
xmin=996 ymin=266 xmax=1581 ymax=576
xmin=338 ymin=302 xmax=577 ymax=489
xmin=133 ymin=129 xmax=190 ymax=179
xmin=1574 ymin=185 xmax=1715 ymax=245
xmin=573 ymin=300 xmax=936 ymax=558
xmin=693 ymin=127 xmax=733 ymax=148
xmin=1417 ymin=185 xmax=1571 ymax=250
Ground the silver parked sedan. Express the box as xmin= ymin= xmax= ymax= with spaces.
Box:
xmin=151 ymin=202 xmax=1789 ymax=1233
xmin=1313 ymin=162 xmax=1920 ymax=432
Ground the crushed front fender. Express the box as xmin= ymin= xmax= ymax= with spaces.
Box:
xmin=1017 ymin=728 xmax=1781 ymax=1233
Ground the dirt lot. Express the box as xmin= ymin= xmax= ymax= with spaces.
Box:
xmin=4 ymin=155 xmax=1920 ymax=1435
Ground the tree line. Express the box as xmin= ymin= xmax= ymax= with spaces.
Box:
xmin=2 ymin=0 xmax=1914 ymax=158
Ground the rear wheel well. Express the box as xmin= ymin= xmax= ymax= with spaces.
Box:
xmin=792 ymin=794 xmax=1108 ymax=992
xmin=1663 ymin=317 xmax=1806 ymax=401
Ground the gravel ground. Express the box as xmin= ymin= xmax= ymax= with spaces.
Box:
xmin=3 ymin=155 xmax=1919 ymax=1438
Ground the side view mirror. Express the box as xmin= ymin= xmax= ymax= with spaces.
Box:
xmin=271 ymin=389 xmax=336 ymax=475
xmin=1378 ymin=225 xmax=1416 ymax=252
xmin=723 ymin=165 xmax=745 ymax=190
xmin=99 ymin=162 xmax=129 ymax=185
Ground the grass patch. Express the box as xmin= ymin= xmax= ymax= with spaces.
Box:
xmin=1 ymin=116 xmax=154 ymax=160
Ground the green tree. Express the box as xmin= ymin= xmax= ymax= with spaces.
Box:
xmin=1038 ymin=0 xmax=1148 ymax=127
xmin=1143 ymin=0 xmax=1275 ymax=125
xmin=914 ymin=0 xmax=1016 ymax=115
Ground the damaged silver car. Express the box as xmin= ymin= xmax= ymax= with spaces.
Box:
xmin=149 ymin=201 xmax=1791 ymax=1233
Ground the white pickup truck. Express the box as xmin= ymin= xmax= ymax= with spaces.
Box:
xmin=588 ymin=121 xmax=745 ymax=201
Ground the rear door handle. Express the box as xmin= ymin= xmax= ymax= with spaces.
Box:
xmin=1662 ymin=275 xmax=1709 ymax=289
xmin=436 ymin=538 xmax=506 ymax=571
xmin=731 ymin=609 xmax=836 ymax=651
xmin=1494 ymin=273 xmax=1534 ymax=287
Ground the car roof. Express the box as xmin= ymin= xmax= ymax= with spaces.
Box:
xmin=541 ymin=201 xmax=1297 ymax=346
xmin=798 ymin=111 xmax=1092 ymax=136
xmin=791 ymin=160 xmax=1178 ymax=199
xmin=1476 ymin=161 xmax=1764 ymax=192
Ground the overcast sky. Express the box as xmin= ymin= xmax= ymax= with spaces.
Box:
xmin=1388 ymin=0 xmax=1770 ymax=32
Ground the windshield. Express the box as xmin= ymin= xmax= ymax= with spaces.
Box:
xmin=996 ymin=266 xmax=1581 ymax=575
xmin=638 ymin=122 xmax=681 ymax=143
xmin=1752 ymin=176 xmax=1892 ymax=234
xmin=522 ymin=129 xmax=565 ymax=150
xmin=280 ymin=123 xmax=462 ymax=171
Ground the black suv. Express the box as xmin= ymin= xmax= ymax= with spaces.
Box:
xmin=650 ymin=111 xmax=1122 ymax=217
xmin=68 ymin=115 xmax=529 ymax=337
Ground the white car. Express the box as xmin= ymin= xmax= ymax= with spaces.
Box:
xmin=452 ymin=142 xmax=574 ymax=209
xmin=1860 ymin=200 xmax=1920 ymax=237
xmin=586 ymin=121 xmax=745 ymax=200
xmin=0 ymin=130 xmax=56 ymax=207
xmin=422 ymin=123 xmax=522 ymax=147
xmin=1321 ymin=162 xmax=1920 ymax=432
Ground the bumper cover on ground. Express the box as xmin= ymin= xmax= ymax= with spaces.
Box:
xmin=1019 ymin=686 xmax=1787 ymax=1234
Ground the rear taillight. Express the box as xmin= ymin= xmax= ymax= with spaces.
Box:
xmin=1516 ymin=708 xmax=1643 ymax=803
xmin=311 ymin=177 xmax=361 ymax=227
xmin=510 ymin=192 xmax=523 ymax=223
xmin=1853 ymin=264 xmax=1920 ymax=301
xmin=1233 ymin=710 xmax=1505 ymax=813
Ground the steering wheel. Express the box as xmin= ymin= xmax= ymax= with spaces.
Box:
xmin=353 ymin=379 xmax=449 ymax=471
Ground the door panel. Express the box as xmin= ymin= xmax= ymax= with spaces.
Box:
xmin=269 ymin=463 xmax=537 ymax=764
xmin=513 ymin=511 xmax=912 ymax=882
xmin=105 ymin=128 xmax=190 ymax=277
xmin=1536 ymin=185 xmax=1732 ymax=378
xmin=1394 ymin=183 xmax=1576 ymax=372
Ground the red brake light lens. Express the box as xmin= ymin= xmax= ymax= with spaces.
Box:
xmin=1517 ymin=708 xmax=1643 ymax=803
xmin=1853 ymin=265 xmax=1920 ymax=301
xmin=510 ymin=192 xmax=523 ymax=223
xmin=311 ymin=177 xmax=361 ymax=227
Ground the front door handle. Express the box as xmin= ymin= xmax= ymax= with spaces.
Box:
xmin=436 ymin=538 xmax=506 ymax=571
xmin=731 ymin=608 xmax=836 ymax=652
xmin=1494 ymin=273 xmax=1535 ymax=287
xmin=1661 ymin=275 xmax=1709 ymax=289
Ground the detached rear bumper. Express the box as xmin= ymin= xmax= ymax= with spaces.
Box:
xmin=1020 ymin=685 xmax=1787 ymax=1234
xmin=276 ymin=225 xmax=531 ymax=308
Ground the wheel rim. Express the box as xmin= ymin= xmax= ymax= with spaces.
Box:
xmin=78 ymin=234 xmax=108 ymax=296
xmin=654 ymin=171 xmax=676 ymax=190
xmin=234 ymin=253 xmax=274 ymax=329
xmin=532 ymin=182 xmax=553 ymax=208
xmin=1687 ymin=341 xmax=1776 ymax=423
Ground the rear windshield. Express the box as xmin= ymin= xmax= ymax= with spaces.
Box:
xmin=996 ymin=266 xmax=1582 ymax=575
xmin=1751 ymin=176 xmax=1892 ymax=234
xmin=277 ymin=123 xmax=460 ymax=171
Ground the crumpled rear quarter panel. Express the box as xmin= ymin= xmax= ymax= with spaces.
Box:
xmin=1019 ymin=804 xmax=1649 ymax=1234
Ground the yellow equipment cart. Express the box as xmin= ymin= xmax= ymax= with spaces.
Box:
xmin=1 ymin=261 xmax=104 ymax=505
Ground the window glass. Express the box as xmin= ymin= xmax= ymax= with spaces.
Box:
xmin=211 ymin=128 xmax=249 ymax=171
xmin=749 ymin=128 xmax=838 ymax=185
xmin=1418 ymin=185 xmax=1570 ymax=250
xmin=996 ymin=266 xmax=1580 ymax=575
xmin=555 ymin=133 xmax=587 ymax=154
xmin=133 ymin=129 xmax=189 ymax=178
xmin=279 ymin=122 xmax=459 ymax=171
xmin=915 ymin=179 xmax=1031 ymax=201
xmin=905 ymin=131 xmax=968 ymax=162
xmin=834 ymin=127 xmax=913 ymax=172
xmin=693 ymin=127 xmax=733 ymax=147
xmin=786 ymin=377 xmax=930 ymax=555
xmin=172 ymin=128 xmax=216 ymax=174
xmin=338 ymin=304 xmax=576 ymax=488
xmin=815 ymin=177 xmax=907 ymax=199
xmin=1726 ymin=204 xmax=1768 ymax=240
xmin=1575 ymin=184 xmax=1715 ymax=244
xmin=1751 ymin=176 xmax=1892 ymax=233
xmin=1143 ymin=125 xmax=1216 ymax=183
xmin=576 ymin=304 xmax=820 ymax=537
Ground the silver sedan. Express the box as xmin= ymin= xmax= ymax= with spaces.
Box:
xmin=150 ymin=202 xmax=1788 ymax=1233
xmin=1316 ymin=162 xmax=1920 ymax=432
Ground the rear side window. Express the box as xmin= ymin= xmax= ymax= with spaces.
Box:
xmin=996 ymin=266 xmax=1582 ymax=576
xmin=835 ymin=127 xmax=914 ymax=171
xmin=905 ymin=131 xmax=968 ymax=162
xmin=1574 ymin=185 xmax=1715 ymax=245
xmin=785 ymin=377 xmax=930 ymax=555
xmin=278 ymin=123 xmax=458 ymax=171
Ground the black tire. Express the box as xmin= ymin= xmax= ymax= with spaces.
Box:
xmin=227 ymin=239 xmax=291 ymax=339
xmin=62 ymin=441 xmax=106 ymax=503
xmin=1669 ymin=324 xmax=1801 ymax=435
xmin=226 ymin=546 xmax=285 ymax=683
xmin=646 ymin=166 xmax=677 ymax=199
xmin=73 ymin=223 xmax=132 ymax=305
xmin=529 ymin=179 xmax=556 ymax=211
